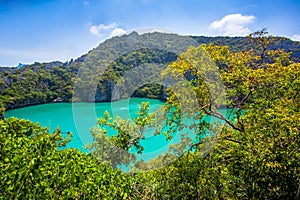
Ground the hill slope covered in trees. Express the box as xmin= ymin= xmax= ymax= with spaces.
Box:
xmin=1 ymin=32 xmax=300 ymax=111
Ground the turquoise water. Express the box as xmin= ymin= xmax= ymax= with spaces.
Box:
xmin=5 ymin=98 xmax=228 ymax=162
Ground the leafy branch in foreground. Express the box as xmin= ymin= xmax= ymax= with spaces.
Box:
xmin=86 ymin=102 xmax=166 ymax=168
xmin=0 ymin=117 xmax=133 ymax=199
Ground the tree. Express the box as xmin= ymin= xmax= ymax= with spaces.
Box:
xmin=149 ymin=31 xmax=300 ymax=199
xmin=92 ymin=31 xmax=300 ymax=199
xmin=0 ymin=117 xmax=133 ymax=199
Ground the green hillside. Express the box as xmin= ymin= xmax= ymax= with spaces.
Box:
xmin=1 ymin=32 xmax=300 ymax=111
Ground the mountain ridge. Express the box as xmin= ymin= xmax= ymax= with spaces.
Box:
xmin=2 ymin=32 xmax=300 ymax=68
xmin=1 ymin=32 xmax=300 ymax=110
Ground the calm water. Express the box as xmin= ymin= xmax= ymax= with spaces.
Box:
xmin=6 ymin=98 xmax=226 ymax=162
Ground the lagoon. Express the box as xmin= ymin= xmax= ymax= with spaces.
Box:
xmin=5 ymin=98 xmax=226 ymax=162
xmin=5 ymin=98 xmax=183 ymax=161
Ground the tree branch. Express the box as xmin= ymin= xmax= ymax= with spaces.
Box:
xmin=224 ymin=137 xmax=242 ymax=144
xmin=237 ymin=87 xmax=254 ymax=110
xmin=201 ymin=107 xmax=244 ymax=132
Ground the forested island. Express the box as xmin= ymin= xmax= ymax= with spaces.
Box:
xmin=0 ymin=31 xmax=299 ymax=199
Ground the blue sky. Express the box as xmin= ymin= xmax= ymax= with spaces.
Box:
xmin=0 ymin=0 xmax=300 ymax=67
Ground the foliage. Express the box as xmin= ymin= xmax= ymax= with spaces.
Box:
xmin=96 ymin=48 xmax=177 ymax=100
xmin=72 ymin=32 xmax=197 ymax=102
xmin=86 ymin=102 xmax=169 ymax=168
xmin=144 ymin=30 xmax=300 ymax=199
xmin=191 ymin=34 xmax=300 ymax=62
xmin=0 ymin=117 xmax=133 ymax=199
xmin=91 ymin=31 xmax=300 ymax=199
xmin=0 ymin=61 xmax=76 ymax=109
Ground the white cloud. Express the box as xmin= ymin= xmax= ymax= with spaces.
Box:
xmin=291 ymin=34 xmax=300 ymax=41
xmin=210 ymin=14 xmax=255 ymax=36
xmin=110 ymin=28 xmax=127 ymax=37
xmin=89 ymin=23 xmax=127 ymax=38
xmin=89 ymin=23 xmax=118 ymax=36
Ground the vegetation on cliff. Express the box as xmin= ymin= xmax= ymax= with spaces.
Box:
xmin=1 ymin=32 xmax=300 ymax=109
